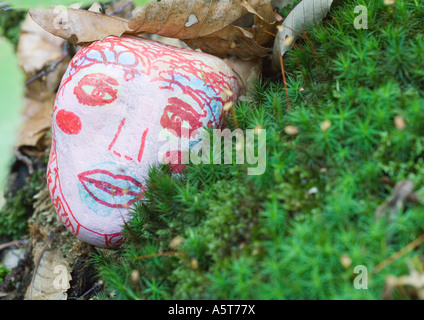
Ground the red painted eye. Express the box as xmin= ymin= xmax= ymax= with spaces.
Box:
xmin=160 ymin=97 xmax=203 ymax=138
xmin=56 ymin=109 xmax=82 ymax=135
xmin=74 ymin=73 xmax=119 ymax=106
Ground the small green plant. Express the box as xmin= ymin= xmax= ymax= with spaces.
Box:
xmin=0 ymin=169 xmax=46 ymax=238
xmin=0 ymin=264 xmax=9 ymax=283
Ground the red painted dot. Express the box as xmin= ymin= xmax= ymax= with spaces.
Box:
xmin=56 ymin=109 xmax=82 ymax=135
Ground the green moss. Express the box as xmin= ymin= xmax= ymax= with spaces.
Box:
xmin=94 ymin=0 xmax=424 ymax=300
xmin=0 ymin=264 xmax=9 ymax=283
xmin=0 ymin=169 xmax=46 ymax=238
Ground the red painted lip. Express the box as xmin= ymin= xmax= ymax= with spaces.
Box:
xmin=78 ymin=169 xmax=144 ymax=209
xmin=74 ymin=73 xmax=119 ymax=106
xmin=160 ymin=97 xmax=203 ymax=138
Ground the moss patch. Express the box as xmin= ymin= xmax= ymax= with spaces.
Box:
xmin=90 ymin=0 xmax=424 ymax=299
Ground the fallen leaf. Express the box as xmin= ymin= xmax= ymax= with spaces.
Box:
xmin=16 ymin=94 xmax=55 ymax=153
xmin=17 ymin=13 xmax=65 ymax=75
xmin=184 ymin=24 xmax=271 ymax=60
xmin=25 ymin=244 xmax=72 ymax=300
xmin=29 ymin=8 xmax=130 ymax=45
xmin=127 ymin=0 xmax=273 ymax=39
xmin=145 ymin=33 xmax=190 ymax=49
xmin=241 ymin=0 xmax=276 ymax=24
xmin=182 ymin=0 xmax=276 ymax=60
xmin=273 ymin=0 xmax=333 ymax=68
xmin=250 ymin=1 xmax=278 ymax=47
xmin=16 ymin=13 xmax=69 ymax=156
xmin=383 ymin=258 xmax=424 ymax=300
xmin=29 ymin=1 xmax=277 ymax=61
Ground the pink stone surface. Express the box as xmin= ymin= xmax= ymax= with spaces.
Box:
xmin=47 ymin=36 xmax=239 ymax=247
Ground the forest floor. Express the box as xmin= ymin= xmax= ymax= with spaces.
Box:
xmin=1 ymin=0 xmax=424 ymax=300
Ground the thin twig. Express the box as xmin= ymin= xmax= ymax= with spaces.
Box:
xmin=372 ymin=233 xmax=424 ymax=275
xmin=279 ymin=52 xmax=290 ymax=110
xmin=133 ymin=251 xmax=182 ymax=261
xmin=301 ymin=27 xmax=318 ymax=56
xmin=79 ymin=282 xmax=103 ymax=299
xmin=25 ymin=53 xmax=68 ymax=87
xmin=0 ymin=239 xmax=26 ymax=251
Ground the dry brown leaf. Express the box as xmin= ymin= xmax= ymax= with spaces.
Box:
xmin=128 ymin=0 xmax=273 ymax=39
xmin=25 ymin=245 xmax=71 ymax=300
xmin=251 ymin=1 xmax=278 ymax=47
xmin=273 ymin=0 xmax=333 ymax=67
xmin=16 ymin=13 xmax=69 ymax=155
xmin=17 ymin=14 xmax=65 ymax=76
xmin=29 ymin=8 xmax=130 ymax=45
xmin=184 ymin=25 xmax=271 ymax=60
xmin=129 ymin=0 xmax=275 ymax=59
xmin=29 ymin=1 xmax=277 ymax=61
xmin=241 ymin=0 xmax=276 ymax=24
xmin=147 ymin=34 xmax=190 ymax=49
xmin=16 ymin=94 xmax=55 ymax=153
xmin=383 ymin=259 xmax=424 ymax=300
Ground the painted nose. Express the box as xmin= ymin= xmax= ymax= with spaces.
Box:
xmin=108 ymin=117 xmax=149 ymax=162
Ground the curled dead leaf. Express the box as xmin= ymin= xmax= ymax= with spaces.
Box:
xmin=128 ymin=0 xmax=274 ymax=39
xmin=18 ymin=14 xmax=65 ymax=75
xmin=184 ymin=25 xmax=271 ymax=60
xmin=273 ymin=0 xmax=333 ymax=68
xmin=29 ymin=8 xmax=130 ymax=45
xmin=25 ymin=244 xmax=71 ymax=300
xmin=29 ymin=0 xmax=276 ymax=61
xmin=16 ymin=13 xmax=69 ymax=156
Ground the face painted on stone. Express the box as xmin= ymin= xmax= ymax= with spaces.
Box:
xmin=47 ymin=36 xmax=239 ymax=247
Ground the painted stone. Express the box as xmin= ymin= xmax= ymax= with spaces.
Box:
xmin=47 ymin=36 xmax=239 ymax=247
